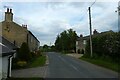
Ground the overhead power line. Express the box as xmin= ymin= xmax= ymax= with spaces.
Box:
xmin=87 ymin=0 xmax=97 ymax=12
xmin=90 ymin=0 xmax=97 ymax=7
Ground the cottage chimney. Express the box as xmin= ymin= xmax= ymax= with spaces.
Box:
xmin=25 ymin=25 xmax=27 ymax=29
xmin=5 ymin=8 xmax=13 ymax=22
xmin=10 ymin=9 xmax=12 ymax=13
xmin=7 ymin=8 xmax=9 ymax=12
xmin=93 ymin=29 xmax=99 ymax=34
xmin=80 ymin=34 xmax=83 ymax=37
xmin=22 ymin=24 xmax=27 ymax=29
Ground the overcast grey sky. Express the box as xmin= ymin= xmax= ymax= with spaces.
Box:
xmin=0 ymin=0 xmax=119 ymax=46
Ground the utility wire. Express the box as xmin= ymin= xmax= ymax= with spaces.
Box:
xmin=87 ymin=0 xmax=97 ymax=12
xmin=90 ymin=0 xmax=97 ymax=7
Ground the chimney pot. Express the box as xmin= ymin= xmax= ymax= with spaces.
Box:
xmin=93 ymin=29 xmax=99 ymax=34
xmin=80 ymin=34 xmax=83 ymax=37
xmin=7 ymin=8 xmax=9 ymax=12
xmin=10 ymin=9 xmax=12 ymax=13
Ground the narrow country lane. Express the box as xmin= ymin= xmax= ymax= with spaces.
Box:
xmin=45 ymin=52 xmax=118 ymax=78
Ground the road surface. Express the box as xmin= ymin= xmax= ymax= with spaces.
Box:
xmin=45 ymin=52 xmax=118 ymax=78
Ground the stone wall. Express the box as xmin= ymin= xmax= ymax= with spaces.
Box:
xmin=2 ymin=21 xmax=28 ymax=48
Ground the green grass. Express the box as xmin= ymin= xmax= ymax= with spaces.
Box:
xmin=29 ymin=55 xmax=46 ymax=68
xmin=6 ymin=77 xmax=44 ymax=80
xmin=80 ymin=57 xmax=119 ymax=72
xmin=12 ymin=55 xmax=46 ymax=69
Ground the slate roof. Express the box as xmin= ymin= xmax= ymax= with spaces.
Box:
xmin=76 ymin=30 xmax=114 ymax=41
xmin=0 ymin=36 xmax=17 ymax=57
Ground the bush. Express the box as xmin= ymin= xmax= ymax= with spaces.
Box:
xmin=85 ymin=31 xmax=120 ymax=63
xmin=31 ymin=52 xmax=36 ymax=58
xmin=36 ymin=50 xmax=42 ymax=56
xmin=17 ymin=61 xmax=27 ymax=67
xmin=18 ymin=42 xmax=32 ymax=62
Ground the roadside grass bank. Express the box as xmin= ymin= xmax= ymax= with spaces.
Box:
xmin=12 ymin=54 xmax=46 ymax=69
xmin=6 ymin=77 xmax=44 ymax=80
xmin=80 ymin=57 xmax=119 ymax=72
xmin=28 ymin=55 xmax=46 ymax=68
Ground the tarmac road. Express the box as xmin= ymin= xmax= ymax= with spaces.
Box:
xmin=45 ymin=52 xmax=118 ymax=78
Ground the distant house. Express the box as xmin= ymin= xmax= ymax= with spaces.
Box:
xmin=1 ymin=8 xmax=40 ymax=52
xmin=76 ymin=34 xmax=89 ymax=54
xmin=76 ymin=29 xmax=113 ymax=53
xmin=0 ymin=36 xmax=17 ymax=79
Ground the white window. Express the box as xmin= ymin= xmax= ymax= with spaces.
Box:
xmin=83 ymin=40 xmax=86 ymax=45
xmin=76 ymin=41 xmax=78 ymax=45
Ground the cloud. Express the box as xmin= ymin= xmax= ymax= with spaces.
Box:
xmin=1 ymin=2 xmax=118 ymax=46
xmin=1 ymin=0 xmax=120 ymax=2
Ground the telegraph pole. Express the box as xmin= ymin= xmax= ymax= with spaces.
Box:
xmin=88 ymin=7 xmax=93 ymax=57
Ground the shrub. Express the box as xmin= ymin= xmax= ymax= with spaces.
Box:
xmin=17 ymin=61 xmax=27 ymax=67
xmin=18 ymin=42 xmax=32 ymax=62
xmin=36 ymin=50 xmax=42 ymax=56
xmin=85 ymin=32 xmax=120 ymax=63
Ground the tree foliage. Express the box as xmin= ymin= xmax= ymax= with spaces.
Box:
xmin=55 ymin=29 xmax=78 ymax=52
xmin=85 ymin=31 xmax=120 ymax=63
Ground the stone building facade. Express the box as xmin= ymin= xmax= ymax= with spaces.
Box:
xmin=76 ymin=29 xmax=99 ymax=53
xmin=76 ymin=35 xmax=88 ymax=54
xmin=1 ymin=8 xmax=40 ymax=52
xmin=76 ymin=29 xmax=113 ymax=53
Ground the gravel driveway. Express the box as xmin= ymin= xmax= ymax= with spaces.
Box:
xmin=66 ymin=53 xmax=83 ymax=58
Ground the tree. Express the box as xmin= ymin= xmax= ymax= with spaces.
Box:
xmin=18 ymin=42 xmax=31 ymax=61
xmin=55 ymin=35 xmax=62 ymax=51
xmin=85 ymin=31 xmax=120 ymax=62
xmin=43 ymin=44 xmax=49 ymax=52
xmin=43 ymin=44 xmax=49 ymax=49
xmin=55 ymin=29 xmax=78 ymax=52
xmin=48 ymin=45 xmax=55 ymax=51
xmin=67 ymin=29 xmax=77 ymax=51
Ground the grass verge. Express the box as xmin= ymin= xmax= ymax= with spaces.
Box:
xmin=28 ymin=55 xmax=46 ymax=68
xmin=80 ymin=57 xmax=119 ymax=72
xmin=12 ymin=55 xmax=46 ymax=69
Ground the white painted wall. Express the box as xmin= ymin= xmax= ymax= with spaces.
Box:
xmin=9 ymin=56 xmax=13 ymax=77
xmin=2 ymin=56 xmax=9 ymax=79
xmin=0 ymin=57 xmax=2 ymax=80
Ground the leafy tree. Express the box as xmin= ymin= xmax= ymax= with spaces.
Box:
xmin=43 ymin=44 xmax=49 ymax=49
xmin=50 ymin=45 xmax=55 ymax=51
xmin=67 ymin=29 xmax=77 ymax=51
xmin=85 ymin=31 xmax=120 ymax=63
xmin=55 ymin=29 xmax=77 ymax=52
xmin=55 ymin=35 xmax=62 ymax=51
xmin=42 ymin=44 xmax=50 ymax=52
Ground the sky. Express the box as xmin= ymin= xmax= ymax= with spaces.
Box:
xmin=0 ymin=0 xmax=119 ymax=46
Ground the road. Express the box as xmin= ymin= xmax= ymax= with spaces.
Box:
xmin=45 ymin=52 xmax=118 ymax=78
